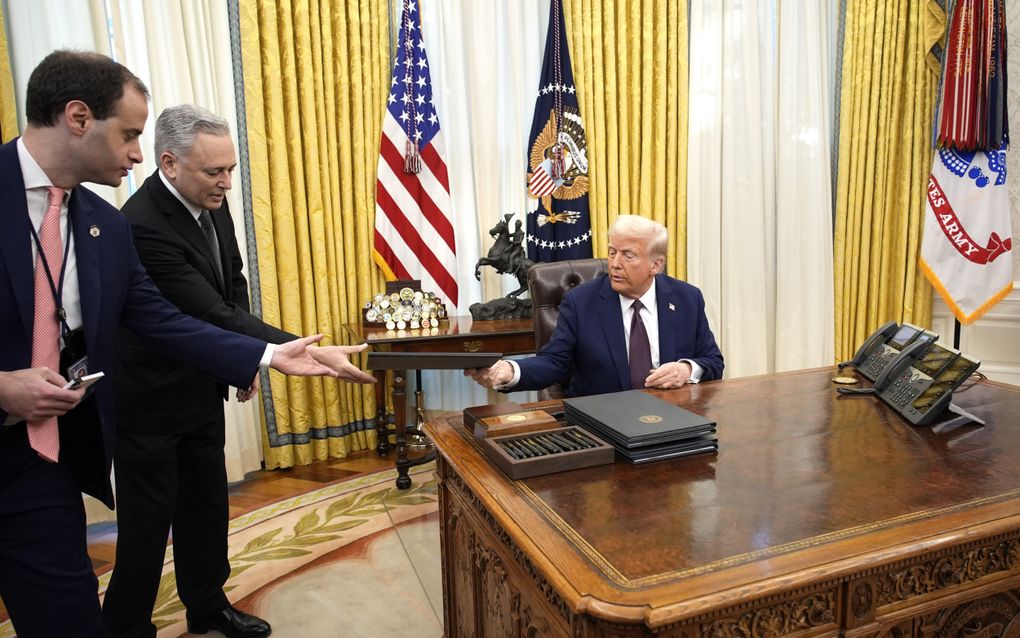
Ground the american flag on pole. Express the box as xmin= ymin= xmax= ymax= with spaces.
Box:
xmin=373 ymin=0 xmax=458 ymax=307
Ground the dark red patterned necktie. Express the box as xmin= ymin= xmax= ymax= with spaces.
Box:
xmin=628 ymin=300 xmax=652 ymax=389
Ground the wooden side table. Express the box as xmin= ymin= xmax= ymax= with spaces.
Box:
xmin=345 ymin=316 xmax=534 ymax=488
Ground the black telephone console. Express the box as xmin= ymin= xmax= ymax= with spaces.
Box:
xmin=876 ymin=343 xmax=981 ymax=425
xmin=841 ymin=322 xmax=939 ymax=381
xmin=840 ymin=326 xmax=982 ymax=426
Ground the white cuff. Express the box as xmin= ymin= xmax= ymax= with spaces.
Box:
xmin=680 ymin=359 xmax=703 ymax=383
xmin=495 ymin=360 xmax=521 ymax=390
xmin=260 ymin=344 xmax=276 ymax=367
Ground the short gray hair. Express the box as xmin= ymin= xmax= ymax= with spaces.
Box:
xmin=609 ymin=215 xmax=668 ymax=258
xmin=155 ymin=104 xmax=230 ymax=159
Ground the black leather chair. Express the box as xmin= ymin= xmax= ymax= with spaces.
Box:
xmin=527 ymin=258 xmax=609 ymax=399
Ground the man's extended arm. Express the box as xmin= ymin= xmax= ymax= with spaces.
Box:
xmin=466 ymin=291 xmax=580 ymax=392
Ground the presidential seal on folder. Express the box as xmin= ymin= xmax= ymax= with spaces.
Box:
xmin=563 ymin=390 xmax=718 ymax=463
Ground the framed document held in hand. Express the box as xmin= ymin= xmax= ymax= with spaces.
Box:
xmin=366 ymin=351 xmax=502 ymax=370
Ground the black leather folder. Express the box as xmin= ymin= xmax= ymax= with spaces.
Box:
xmin=563 ymin=390 xmax=716 ymax=450
xmin=366 ymin=351 xmax=502 ymax=370
xmin=616 ymin=436 xmax=718 ymax=463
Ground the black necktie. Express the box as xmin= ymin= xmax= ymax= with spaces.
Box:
xmin=629 ymin=300 xmax=652 ymax=389
xmin=198 ymin=210 xmax=224 ymax=287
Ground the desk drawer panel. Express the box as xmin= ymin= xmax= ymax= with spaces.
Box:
xmin=442 ymin=465 xmax=570 ymax=638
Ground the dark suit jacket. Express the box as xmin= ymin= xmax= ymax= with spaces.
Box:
xmin=517 ymin=274 xmax=724 ymax=396
xmin=0 ymin=140 xmax=266 ymax=506
xmin=114 ymin=171 xmax=296 ymax=433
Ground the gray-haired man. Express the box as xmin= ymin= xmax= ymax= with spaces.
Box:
xmin=101 ymin=105 xmax=370 ymax=638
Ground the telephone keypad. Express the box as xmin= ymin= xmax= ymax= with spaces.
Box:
xmin=861 ymin=349 xmax=896 ymax=380
xmin=885 ymin=372 xmax=924 ymax=409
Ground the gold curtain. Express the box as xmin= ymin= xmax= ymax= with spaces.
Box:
xmin=833 ymin=0 xmax=944 ymax=360
xmin=239 ymin=0 xmax=389 ymax=469
xmin=0 ymin=3 xmax=18 ymax=142
xmin=564 ymin=0 xmax=688 ymax=278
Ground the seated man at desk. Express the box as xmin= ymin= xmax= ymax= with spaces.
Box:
xmin=466 ymin=215 xmax=724 ymax=395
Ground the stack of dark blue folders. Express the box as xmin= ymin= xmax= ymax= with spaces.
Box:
xmin=563 ymin=390 xmax=717 ymax=464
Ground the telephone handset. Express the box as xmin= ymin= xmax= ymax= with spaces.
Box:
xmin=857 ymin=323 xmax=938 ymax=381
xmin=839 ymin=321 xmax=898 ymax=369
xmin=873 ymin=339 xmax=934 ymax=392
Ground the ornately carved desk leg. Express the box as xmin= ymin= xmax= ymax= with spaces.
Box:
xmin=374 ymin=369 xmax=390 ymax=456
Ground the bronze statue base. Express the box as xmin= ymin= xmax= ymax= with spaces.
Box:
xmin=469 ymin=297 xmax=532 ymax=320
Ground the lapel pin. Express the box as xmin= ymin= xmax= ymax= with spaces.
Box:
xmin=89 ymin=225 xmax=100 ymax=237
xmin=668 ymin=302 xmax=675 ymax=311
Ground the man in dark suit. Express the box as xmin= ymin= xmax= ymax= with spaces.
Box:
xmin=0 ymin=51 xmax=357 ymax=638
xmin=467 ymin=215 xmax=724 ymax=395
xmin=102 ymin=104 xmax=373 ymax=638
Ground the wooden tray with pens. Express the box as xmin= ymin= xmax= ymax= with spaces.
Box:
xmin=479 ymin=425 xmax=615 ymax=480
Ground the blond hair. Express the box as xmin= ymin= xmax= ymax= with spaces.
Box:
xmin=609 ymin=215 xmax=668 ymax=258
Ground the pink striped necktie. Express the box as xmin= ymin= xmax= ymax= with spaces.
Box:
xmin=27 ymin=186 xmax=65 ymax=463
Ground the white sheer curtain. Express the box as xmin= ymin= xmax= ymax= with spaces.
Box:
xmin=414 ymin=0 xmax=548 ymax=408
xmin=687 ymin=0 xmax=836 ymax=378
xmin=4 ymin=0 xmax=129 ymax=207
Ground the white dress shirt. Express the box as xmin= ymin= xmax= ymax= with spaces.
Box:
xmin=18 ymin=138 xmax=82 ymax=338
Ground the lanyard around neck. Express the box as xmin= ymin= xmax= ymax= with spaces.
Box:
xmin=28 ymin=203 xmax=74 ymax=339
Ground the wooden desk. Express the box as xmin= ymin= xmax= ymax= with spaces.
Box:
xmin=425 ymin=367 xmax=1020 ymax=637
xmin=346 ymin=316 xmax=533 ymax=488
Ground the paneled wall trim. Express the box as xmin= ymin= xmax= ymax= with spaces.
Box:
xmin=932 ymin=284 xmax=1020 ymax=387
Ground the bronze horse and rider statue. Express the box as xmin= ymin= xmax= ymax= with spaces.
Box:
xmin=470 ymin=214 xmax=534 ymax=319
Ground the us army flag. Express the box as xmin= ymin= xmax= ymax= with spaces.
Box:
xmin=920 ymin=148 xmax=1013 ymax=324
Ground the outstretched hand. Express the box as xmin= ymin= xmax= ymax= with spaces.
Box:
xmin=269 ymin=335 xmax=340 ymax=378
xmin=305 ymin=343 xmax=375 ymax=384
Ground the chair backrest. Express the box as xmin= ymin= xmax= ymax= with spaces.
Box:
xmin=527 ymin=258 xmax=609 ymax=398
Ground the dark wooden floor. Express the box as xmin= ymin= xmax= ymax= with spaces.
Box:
xmin=85 ymin=449 xmax=396 ymax=573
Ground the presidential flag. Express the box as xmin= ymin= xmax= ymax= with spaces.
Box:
xmin=525 ymin=0 xmax=592 ymax=262
xmin=373 ymin=0 xmax=458 ymax=308
xmin=920 ymin=148 xmax=1012 ymax=323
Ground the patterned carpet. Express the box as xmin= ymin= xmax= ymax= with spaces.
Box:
xmin=0 ymin=463 xmax=442 ymax=638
